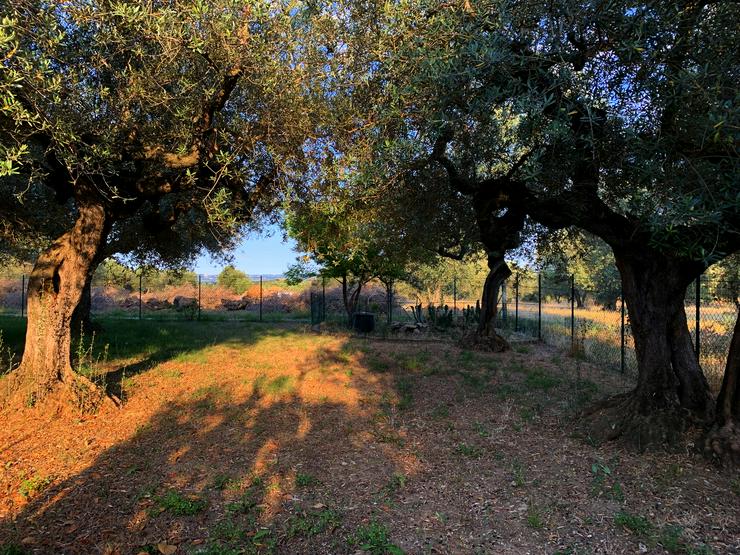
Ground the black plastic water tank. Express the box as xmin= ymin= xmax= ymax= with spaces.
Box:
xmin=353 ymin=312 xmax=375 ymax=333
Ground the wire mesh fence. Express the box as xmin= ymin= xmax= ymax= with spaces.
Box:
xmin=0 ymin=265 xmax=737 ymax=390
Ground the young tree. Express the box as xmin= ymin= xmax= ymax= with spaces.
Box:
xmin=217 ymin=266 xmax=252 ymax=296
xmin=0 ymin=1 xmax=329 ymax=406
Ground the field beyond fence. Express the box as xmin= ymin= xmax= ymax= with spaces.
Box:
xmin=0 ymin=269 xmax=736 ymax=392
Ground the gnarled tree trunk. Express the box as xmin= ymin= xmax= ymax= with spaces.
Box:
xmin=584 ymin=251 xmax=711 ymax=448
xmin=3 ymin=201 xmax=109 ymax=409
xmin=463 ymin=254 xmax=510 ymax=352
xmin=704 ymin=308 xmax=740 ymax=466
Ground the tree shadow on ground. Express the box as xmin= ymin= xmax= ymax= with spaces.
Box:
xmin=0 ymin=332 xmax=409 ymax=555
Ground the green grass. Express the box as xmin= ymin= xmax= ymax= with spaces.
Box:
xmin=155 ymin=490 xmax=208 ymax=516
xmin=395 ymin=376 xmax=414 ymax=410
xmin=226 ymin=491 xmax=260 ymax=515
xmin=614 ymin=511 xmax=652 ymax=536
xmin=264 ymin=375 xmax=294 ymax=395
xmin=511 ymin=460 xmax=526 ymax=487
xmin=455 ymin=442 xmax=484 ymax=459
xmin=287 ymin=508 xmax=342 ymax=537
xmin=211 ymin=474 xmax=238 ymax=491
xmin=524 ymin=369 xmax=561 ymax=391
xmin=295 ymin=473 xmax=318 ymax=487
xmin=526 ymin=503 xmax=545 ymax=529
xmin=0 ymin=545 xmax=26 ymax=555
xmin=349 ymin=521 xmax=404 ymax=555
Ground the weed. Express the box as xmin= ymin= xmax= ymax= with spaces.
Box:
xmin=473 ymin=421 xmax=489 ymax=437
xmin=526 ymin=503 xmax=545 ymax=529
xmin=211 ymin=474 xmax=236 ymax=491
xmin=403 ymin=356 xmax=421 ymax=371
xmin=658 ymin=524 xmax=684 ymax=552
xmin=155 ymin=490 xmax=207 ymax=516
xmin=591 ymin=460 xmax=624 ymax=502
xmin=511 ymin=460 xmax=526 ymax=487
xmin=0 ymin=331 xmax=18 ymax=376
xmin=731 ymin=477 xmax=740 ymax=497
xmin=455 ymin=442 xmax=483 ymax=459
xmin=495 ymin=383 xmax=519 ymax=399
xmin=519 ymin=406 xmax=535 ymax=422
xmin=614 ymin=511 xmax=652 ymax=536
xmin=213 ymin=518 xmax=245 ymax=542
xmin=226 ymin=491 xmax=260 ymax=515
xmin=0 ymin=544 xmax=26 ymax=555
xmin=19 ymin=475 xmax=51 ymax=498
xmin=395 ymin=377 xmax=413 ymax=410
xmin=295 ymin=473 xmax=318 ymax=487
xmin=288 ymin=508 xmax=341 ymax=537
xmin=386 ymin=473 xmax=407 ymax=494
xmin=349 ymin=521 xmax=404 ymax=554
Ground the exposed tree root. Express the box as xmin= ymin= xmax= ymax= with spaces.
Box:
xmin=703 ymin=421 xmax=740 ymax=468
xmin=459 ymin=331 xmax=510 ymax=352
xmin=0 ymin=366 xmax=116 ymax=415
xmin=578 ymin=392 xmax=703 ymax=451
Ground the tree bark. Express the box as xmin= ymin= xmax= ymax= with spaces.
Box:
xmin=340 ymin=274 xmax=364 ymax=328
xmin=3 ymin=201 xmax=109 ymax=409
xmin=584 ymin=250 xmax=712 ymax=448
xmin=461 ymin=254 xmax=510 ymax=352
xmin=704 ymin=308 xmax=740 ymax=466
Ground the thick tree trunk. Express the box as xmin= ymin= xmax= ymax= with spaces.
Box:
xmin=3 ymin=201 xmax=109 ymax=409
xmin=584 ymin=251 xmax=712 ymax=448
xmin=704 ymin=308 xmax=740 ymax=466
xmin=462 ymin=255 xmax=510 ymax=352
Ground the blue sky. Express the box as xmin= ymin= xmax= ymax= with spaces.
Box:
xmin=193 ymin=224 xmax=302 ymax=276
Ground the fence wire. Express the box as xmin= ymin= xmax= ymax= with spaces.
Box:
xmin=1 ymin=267 xmax=737 ymax=391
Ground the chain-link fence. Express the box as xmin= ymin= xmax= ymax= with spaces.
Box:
xmin=1 ymin=265 xmax=737 ymax=390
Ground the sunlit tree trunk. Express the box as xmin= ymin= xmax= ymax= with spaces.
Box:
xmin=4 ymin=201 xmax=109 ymax=407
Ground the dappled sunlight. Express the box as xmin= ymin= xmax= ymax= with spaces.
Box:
xmin=1 ymin=322 xmax=737 ymax=554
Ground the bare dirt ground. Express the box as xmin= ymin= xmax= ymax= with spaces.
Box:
xmin=0 ymin=320 xmax=738 ymax=555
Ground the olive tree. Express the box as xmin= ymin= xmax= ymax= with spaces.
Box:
xmin=353 ymin=0 xmax=739 ymax=447
xmin=0 ymin=0 xmax=332 ymax=406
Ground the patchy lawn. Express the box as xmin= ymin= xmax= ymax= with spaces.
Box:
xmin=0 ymin=319 xmax=737 ymax=554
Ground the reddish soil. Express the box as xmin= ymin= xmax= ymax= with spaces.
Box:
xmin=0 ymin=323 xmax=737 ymax=554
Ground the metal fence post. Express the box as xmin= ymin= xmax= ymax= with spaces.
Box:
xmin=198 ymin=274 xmax=202 ymax=321
xmin=695 ymin=275 xmax=701 ymax=359
xmin=322 ymin=276 xmax=326 ymax=322
xmin=138 ymin=273 xmax=142 ymax=321
xmin=259 ymin=275 xmax=263 ymax=322
xmin=537 ymin=272 xmax=542 ymax=340
xmin=570 ymin=274 xmax=575 ymax=350
xmin=514 ymin=275 xmax=519 ymax=333
xmin=620 ymin=285 xmax=626 ymax=374
xmin=21 ymin=274 xmax=25 ymax=318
